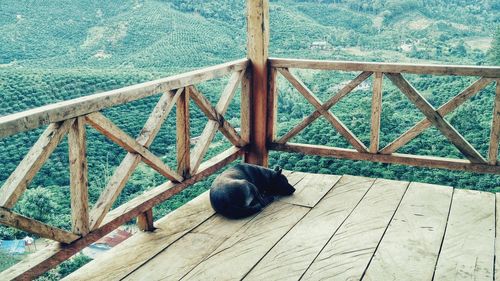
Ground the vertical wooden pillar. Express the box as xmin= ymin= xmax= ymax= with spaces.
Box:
xmin=137 ymin=208 xmax=155 ymax=232
xmin=177 ymin=88 xmax=191 ymax=178
xmin=245 ymin=0 xmax=270 ymax=166
xmin=68 ymin=117 xmax=89 ymax=235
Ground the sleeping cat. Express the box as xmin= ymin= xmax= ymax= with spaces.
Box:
xmin=209 ymin=163 xmax=296 ymax=219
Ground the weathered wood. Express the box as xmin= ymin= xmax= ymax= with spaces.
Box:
xmin=68 ymin=117 xmax=89 ymax=235
xmin=176 ymin=87 xmax=191 ymax=178
xmin=277 ymin=71 xmax=372 ymax=144
xmin=246 ymin=0 xmax=270 ymax=166
xmin=190 ymin=71 xmax=243 ymax=173
xmin=0 ymin=208 xmax=79 ymax=244
xmin=85 ymin=112 xmax=182 ymax=182
xmin=181 ymin=201 xmax=309 ymax=281
xmin=496 ymin=194 xmax=500 ymax=279
xmin=267 ymin=67 xmax=279 ymax=143
xmin=241 ymin=68 xmax=251 ymax=147
xmin=270 ymin=142 xmax=500 ymax=175
xmin=301 ymin=179 xmax=408 ymax=281
xmin=269 ymin=57 xmax=500 ymax=77
xmin=89 ymin=89 xmax=182 ymax=230
xmin=125 ymin=212 xmax=254 ymax=281
xmin=280 ymin=173 xmax=341 ymax=207
xmin=488 ymin=81 xmax=500 ymax=165
xmin=63 ymin=192 xmax=214 ymax=281
xmin=0 ymin=120 xmax=73 ymax=209
xmin=188 ymin=86 xmax=245 ymax=147
xmin=136 ymin=208 xmax=155 ymax=232
xmin=386 ymin=73 xmax=486 ymax=164
xmin=245 ymin=176 xmax=375 ymax=281
xmin=369 ymin=72 xmax=383 ymax=153
xmin=2 ymin=147 xmax=243 ymax=281
xmin=362 ymin=182 xmax=453 ymax=281
xmin=434 ymin=189 xmax=495 ymax=281
xmin=381 ymin=77 xmax=493 ymax=154
xmin=278 ymin=68 xmax=368 ymax=152
xmin=0 ymin=59 xmax=249 ymax=138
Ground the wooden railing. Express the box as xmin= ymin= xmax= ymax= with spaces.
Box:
xmin=0 ymin=59 xmax=250 ymax=280
xmin=267 ymin=58 xmax=500 ymax=174
xmin=1 ymin=56 xmax=500 ymax=280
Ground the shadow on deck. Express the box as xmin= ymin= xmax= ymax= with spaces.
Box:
xmin=64 ymin=171 xmax=497 ymax=281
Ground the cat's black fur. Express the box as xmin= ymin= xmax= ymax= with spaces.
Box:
xmin=209 ymin=163 xmax=296 ymax=219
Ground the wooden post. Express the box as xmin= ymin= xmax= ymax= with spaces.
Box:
xmin=245 ymin=0 xmax=270 ymax=166
xmin=137 ymin=208 xmax=155 ymax=232
xmin=177 ymin=88 xmax=191 ymax=178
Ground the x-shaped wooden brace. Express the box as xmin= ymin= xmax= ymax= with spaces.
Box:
xmin=189 ymin=71 xmax=246 ymax=174
xmin=386 ymin=73 xmax=487 ymax=164
xmin=381 ymin=77 xmax=494 ymax=155
xmin=87 ymin=89 xmax=184 ymax=230
xmin=278 ymin=68 xmax=368 ymax=152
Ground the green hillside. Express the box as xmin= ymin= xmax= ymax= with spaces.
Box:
xmin=0 ymin=0 xmax=499 ymax=277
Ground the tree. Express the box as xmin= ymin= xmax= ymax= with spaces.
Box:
xmin=488 ymin=27 xmax=500 ymax=65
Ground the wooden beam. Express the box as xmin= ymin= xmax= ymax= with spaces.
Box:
xmin=269 ymin=142 xmax=500 ymax=175
xmin=246 ymin=0 xmax=270 ymax=166
xmin=88 ymin=90 xmax=182 ymax=230
xmin=68 ymin=117 xmax=89 ymax=236
xmin=189 ymin=86 xmax=245 ymax=148
xmin=278 ymin=68 xmax=368 ymax=152
xmin=0 ymin=59 xmax=249 ymax=139
xmin=0 ymin=147 xmax=243 ymax=281
xmin=241 ymin=68 xmax=251 ymax=146
xmin=370 ymin=72 xmax=383 ymax=153
xmin=276 ymin=71 xmax=372 ymax=144
xmin=85 ymin=112 xmax=182 ymax=182
xmin=136 ymin=209 xmax=155 ymax=232
xmin=0 ymin=120 xmax=73 ymax=209
xmin=190 ymin=71 xmax=244 ymax=173
xmin=177 ymin=87 xmax=191 ymax=179
xmin=267 ymin=67 xmax=279 ymax=143
xmin=0 ymin=208 xmax=79 ymax=244
xmin=489 ymin=80 xmax=500 ymax=165
xmin=269 ymin=57 xmax=500 ymax=77
xmin=386 ymin=73 xmax=486 ymax=164
xmin=381 ymin=77 xmax=493 ymax=154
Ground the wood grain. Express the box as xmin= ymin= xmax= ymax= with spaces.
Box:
xmin=488 ymin=81 xmax=500 ymax=164
xmin=63 ymin=192 xmax=214 ymax=281
xmin=269 ymin=57 xmax=500 ymax=77
xmin=136 ymin=208 xmax=154 ymax=232
xmin=0 ymin=119 xmax=73 ymax=208
xmin=280 ymin=173 xmax=341 ymax=207
xmin=176 ymin=87 xmax=191 ymax=178
xmin=68 ymin=117 xmax=89 ymax=235
xmin=244 ymin=176 xmax=375 ymax=281
xmin=433 ymin=189 xmax=495 ymax=281
xmin=381 ymin=77 xmax=493 ymax=154
xmin=369 ymin=72 xmax=383 ymax=153
xmin=276 ymin=71 xmax=372 ymax=144
xmin=387 ymin=73 xmax=486 ymax=164
xmin=302 ymin=179 xmax=408 ymax=281
xmin=270 ymin=142 xmax=500 ymax=175
xmin=278 ymin=68 xmax=368 ymax=152
xmin=181 ymin=201 xmax=309 ymax=281
xmin=362 ymin=182 xmax=453 ymax=281
xmin=0 ymin=59 xmax=248 ymax=138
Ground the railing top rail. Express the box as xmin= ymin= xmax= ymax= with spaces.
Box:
xmin=269 ymin=57 xmax=500 ymax=78
xmin=0 ymin=58 xmax=249 ymax=139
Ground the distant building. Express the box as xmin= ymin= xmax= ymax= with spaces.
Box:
xmin=310 ymin=41 xmax=330 ymax=50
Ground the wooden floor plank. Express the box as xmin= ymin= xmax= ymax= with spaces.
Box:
xmin=123 ymin=214 xmax=253 ymax=281
xmin=280 ymin=173 xmax=341 ymax=207
xmin=243 ymin=175 xmax=375 ymax=281
xmin=180 ymin=201 xmax=309 ymax=281
xmin=362 ymin=182 xmax=453 ymax=281
xmin=63 ymin=192 xmax=214 ymax=281
xmin=434 ymin=189 xmax=495 ymax=281
xmin=302 ymin=178 xmax=409 ymax=281
xmin=284 ymin=170 xmax=307 ymax=186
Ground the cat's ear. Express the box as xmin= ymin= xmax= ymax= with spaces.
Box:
xmin=274 ymin=166 xmax=282 ymax=175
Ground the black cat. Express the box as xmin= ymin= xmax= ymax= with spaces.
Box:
xmin=209 ymin=163 xmax=296 ymax=219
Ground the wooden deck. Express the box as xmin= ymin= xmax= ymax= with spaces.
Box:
xmin=65 ymin=171 xmax=498 ymax=281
